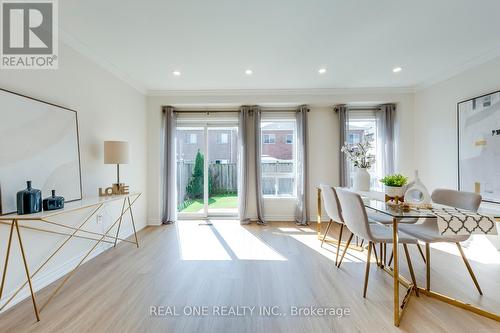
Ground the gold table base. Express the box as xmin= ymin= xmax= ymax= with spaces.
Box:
xmin=0 ymin=193 xmax=141 ymax=322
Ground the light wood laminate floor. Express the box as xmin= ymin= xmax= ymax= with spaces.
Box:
xmin=0 ymin=221 xmax=499 ymax=332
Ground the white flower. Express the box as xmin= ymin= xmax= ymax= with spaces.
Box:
xmin=341 ymin=137 xmax=375 ymax=169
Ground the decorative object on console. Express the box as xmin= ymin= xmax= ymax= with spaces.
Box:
xmin=404 ymin=170 xmax=431 ymax=207
xmin=101 ymin=141 xmax=130 ymax=197
xmin=458 ymin=89 xmax=500 ymax=204
xmin=341 ymin=138 xmax=375 ymax=191
xmin=380 ymin=174 xmax=408 ymax=203
xmin=43 ymin=190 xmax=65 ymax=211
xmin=16 ymin=181 xmax=42 ymax=214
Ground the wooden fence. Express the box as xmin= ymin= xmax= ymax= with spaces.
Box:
xmin=177 ymin=161 xmax=294 ymax=204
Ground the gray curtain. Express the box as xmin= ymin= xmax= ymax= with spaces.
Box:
xmin=335 ymin=105 xmax=349 ymax=187
xmin=295 ymin=105 xmax=309 ymax=225
xmin=161 ymin=106 xmax=177 ymax=224
xmin=238 ymin=106 xmax=251 ymax=224
xmin=377 ymin=104 xmax=396 ymax=175
xmin=253 ymin=106 xmax=266 ymax=225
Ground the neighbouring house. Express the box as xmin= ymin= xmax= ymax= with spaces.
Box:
xmin=176 ymin=129 xmax=238 ymax=163
xmin=261 ymin=122 xmax=294 ymax=160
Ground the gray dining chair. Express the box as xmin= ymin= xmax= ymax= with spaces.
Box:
xmin=335 ymin=188 xmax=420 ymax=297
xmin=369 ymin=212 xmax=426 ymax=265
xmin=398 ymin=189 xmax=483 ymax=294
xmin=319 ymin=184 xmax=347 ymax=266
xmin=320 ymin=185 xmax=384 ymax=266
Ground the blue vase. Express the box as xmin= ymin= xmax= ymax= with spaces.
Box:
xmin=16 ymin=181 xmax=42 ymax=215
xmin=43 ymin=190 xmax=65 ymax=211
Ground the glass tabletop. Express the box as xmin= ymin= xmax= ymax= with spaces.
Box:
xmin=362 ymin=198 xmax=437 ymax=219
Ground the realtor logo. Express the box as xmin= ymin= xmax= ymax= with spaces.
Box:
xmin=1 ymin=0 xmax=58 ymax=69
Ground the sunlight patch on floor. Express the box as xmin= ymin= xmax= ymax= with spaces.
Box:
xmin=431 ymin=235 xmax=500 ymax=264
xmin=288 ymin=233 xmax=364 ymax=263
xmin=212 ymin=221 xmax=287 ymax=261
xmin=176 ymin=220 xmax=286 ymax=261
xmin=176 ymin=220 xmax=231 ymax=260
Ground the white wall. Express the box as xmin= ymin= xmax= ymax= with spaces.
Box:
xmin=414 ymin=56 xmax=500 ymax=250
xmin=0 ymin=43 xmax=147 ymax=310
xmin=147 ymin=89 xmax=415 ymax=223
xmin=414 ymin=56 xmax=500 ymax=191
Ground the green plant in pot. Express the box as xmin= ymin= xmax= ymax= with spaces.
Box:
xmin=379 ymin=174 xmax=408 ymax=198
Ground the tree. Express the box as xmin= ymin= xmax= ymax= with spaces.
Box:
xmin=186 ymin=150 xmax=204 ymax=199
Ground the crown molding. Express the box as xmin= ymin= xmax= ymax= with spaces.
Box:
xmin=147 ymin=87 xmax=416 ymax=97
xmin=60 ymin=30 xmax=147 ymax=95
xmin=415 ymin=46 xmax=500 ymax=91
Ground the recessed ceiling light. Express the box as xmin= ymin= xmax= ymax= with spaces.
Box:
xmin=318 ymin=68 xmax=327 ymax=74
xmin=392 ymin=67 xmax=402 ymax=73
xmin=245 ymin=69 xmax=253 ymax=75
xmin=173 ymin=70 xmax=181 ymax=76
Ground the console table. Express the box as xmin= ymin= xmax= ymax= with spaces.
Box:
xmin=0 ymin=192 xmax=141 ymax=322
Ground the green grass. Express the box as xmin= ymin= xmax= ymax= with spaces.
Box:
xmin=180 ymin=194 xmax=238 ymax=213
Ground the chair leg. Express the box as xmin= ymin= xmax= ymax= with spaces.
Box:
xmin=337 ymin=233 xmax=354 ymax=268
xmin=363 ymin=242 xmax=372 ymax=298
xmin=379 ymin=243 xmax=383 ymax=267
xmin=383 ymin=243 xmax=387 ymax=266
xmin=321 ymin=220 xmax=333 ymax=247
xmin=359 ymin=239 xmax=364 ymax=248
xmin=425 ymin=243 xmax=430 ymax=291
xmin=388 ymin=249 xmax=393 ymax=267
xmin=372 ymin=243 xmax=379 ymax=266
xmin=416 ymin=243 xmax=426 ymax=263
xmin=403 ymin=244 xmax=419 ymax=296
xmin=456 ymin=242 xmax=483 ymax=295
xmin=334 ymin=224 xmax=344 ymax=266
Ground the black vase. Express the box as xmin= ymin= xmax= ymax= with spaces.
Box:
xmin=16 ymin=181 xmax=42 ymax=215
xmin=43 ymin=190 xmax=65 ymax=211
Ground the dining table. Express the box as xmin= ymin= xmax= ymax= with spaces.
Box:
xmin=315 ymin=187 xmax=500 ymax=327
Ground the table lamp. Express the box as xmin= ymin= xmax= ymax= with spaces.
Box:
xmin=104 ymin=141 xmax=129 ymax=186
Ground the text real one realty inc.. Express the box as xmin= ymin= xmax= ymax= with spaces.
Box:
xmin=150 ymin=305 xmax=351 ymax=318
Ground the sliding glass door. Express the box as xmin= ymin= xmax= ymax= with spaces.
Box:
xmin=177 ymin=127 xmax=206 ymax=217
xmin=176 ymin=123 xmax=238 ymax=218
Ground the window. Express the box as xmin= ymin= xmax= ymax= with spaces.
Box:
xmin=261 ymin=119 xmax=296 ymax=197
xmin=347 ymin=132 xmax=361 ymax=144
xmin=187 ymin=133 xmax=197 ymax=144
xmin=346 ymin=115 xmax=381 ymax=190
xmin=217 ymin=132 xmax=229 ymax=144
xmin=263 ymin=134 xmax=276 ymax=144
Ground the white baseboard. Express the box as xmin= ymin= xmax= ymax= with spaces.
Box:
xmin=148 ymin=217 xmax=162 ymax=225
xmin=0 ymin=224 xmax=146 ymax=313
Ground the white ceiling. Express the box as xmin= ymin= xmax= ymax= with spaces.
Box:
xmin=60 ymin=0 xmax=500 ymax=92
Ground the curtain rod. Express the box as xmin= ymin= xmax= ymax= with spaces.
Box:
xmin=172 ymin=110 xmax=239 ymax=113
xmin=162 ymin=106 xmax=310 ymax=113
xmin=348 ymin=107 xmax=381 ymax=111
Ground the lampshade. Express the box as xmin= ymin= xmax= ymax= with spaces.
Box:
xmin=104 ymin=141 xmax=129 ymax=164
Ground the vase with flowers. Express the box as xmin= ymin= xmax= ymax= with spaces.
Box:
xmin=341 ymin=138 xmax=375 ymax=191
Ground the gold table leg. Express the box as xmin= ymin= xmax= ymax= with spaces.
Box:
xmin=128 ymin=196 xmax=139 ymax=248
xmin=14 ymin=220 xmax=40 ymax=321
xmin=317 ymin=187 xmax=322 ymax=237
xmin=114 ymin=198 xmax=127 ymax=247
xmin=393 ymin=217 xmax=400 ymax=326
xmin=0 ymin=221 xmax=15 ymax=300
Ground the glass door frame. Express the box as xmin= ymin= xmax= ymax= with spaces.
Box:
xmin=177 ymin=121 xmax=239 ymax=219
